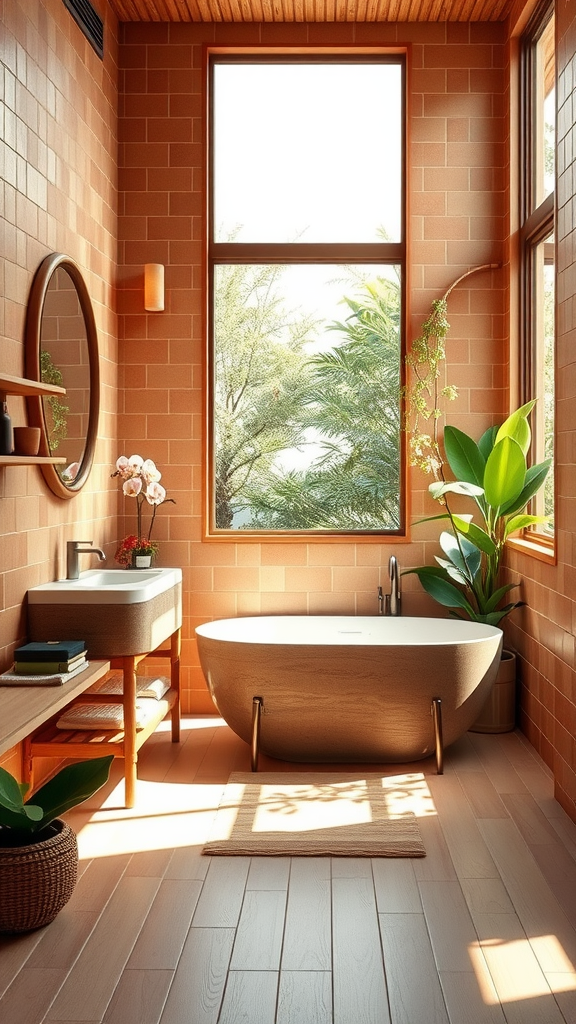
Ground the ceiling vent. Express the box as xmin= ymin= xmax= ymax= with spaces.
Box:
xmin=62 ymin=0 xmax=104 ymax=60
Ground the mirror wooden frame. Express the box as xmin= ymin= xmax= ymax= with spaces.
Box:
xmin=25 ymin=253 xmax=100 ymax=500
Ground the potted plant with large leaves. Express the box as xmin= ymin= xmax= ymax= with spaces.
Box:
xmin=0 ymin=754 xmax=113 ymax=933
xmin=404 ymin=401 xmax=550 ymax=731
xmin=403 ymin=266 xmax=551 ymax=731
xmin=404 ymin=399 xmax=550 ymax=624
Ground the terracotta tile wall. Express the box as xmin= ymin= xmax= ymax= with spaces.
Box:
xmin=506 ymin=0 xmax=576 ymax=817
xmin=118 ymin=20 xmax=508 ymax=714
xmin=0 ymin=0 xmax=119 ymax=771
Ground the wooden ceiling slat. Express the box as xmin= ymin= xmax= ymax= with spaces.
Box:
xmin=107 ymin=0 xmax=517 ymax=21
xmin=176 ymin=0 xmax=203 ymax=19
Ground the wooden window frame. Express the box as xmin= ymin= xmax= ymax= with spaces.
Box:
xmin=515 ymin=0 xmax=556 ymax=559
xmin=205 ymin=49 xmax=408 ymax=542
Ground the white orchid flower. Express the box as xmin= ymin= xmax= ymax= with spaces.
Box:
xmin=115 ymin=455 xmax=131 ymax=478
xmin=141 ymin=459 xmax=161 ymax=484
xmin=145 ymin=481 xmax=166 ymax=505
xmin=127 ymin=454 xmax=144 ymax=474
xmin=123 ymin=477 xmax=142 ymax=497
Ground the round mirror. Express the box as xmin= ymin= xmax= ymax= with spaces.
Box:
xmin=25 ymin=253 xmax=100 ymax=499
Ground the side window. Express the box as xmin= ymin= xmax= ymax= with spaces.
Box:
xmin=520 ymin=3 xmax=555 ymax=540
xmin=207 ymin=56 xmax=406 ymax=537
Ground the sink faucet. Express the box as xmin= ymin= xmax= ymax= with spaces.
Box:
xmin=66 ymin=540 xmax=106 ymax=580
xmin=378 ymin=555 xmax=402 ymax=616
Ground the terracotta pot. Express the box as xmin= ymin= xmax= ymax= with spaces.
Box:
xmin=0 ymin=819 xmax=78 ymax=933
xmin=469 ymin=649 xmax=517 ymax=734
xmin=13 ymin=426 xmax=41 ymax=457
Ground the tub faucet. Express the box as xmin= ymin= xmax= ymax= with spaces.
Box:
xmin=378 ymin=555 xmax=402 ymax=616
xmin=66 ymin=540 xmax=106 ymax=580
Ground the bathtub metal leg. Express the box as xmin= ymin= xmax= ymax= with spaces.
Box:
xmin=431 ymin=698 xmax=444 ymax=775
xmin=251 ymin=696 xmax=263 ymax=772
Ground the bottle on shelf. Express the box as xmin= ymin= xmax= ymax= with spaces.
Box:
xmin=0 ymin=393 xmax=13 ymax=456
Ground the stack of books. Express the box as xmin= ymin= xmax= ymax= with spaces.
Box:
xmin=13 ymin=641 xmax=87 ymax=675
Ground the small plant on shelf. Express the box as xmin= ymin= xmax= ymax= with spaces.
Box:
xmin=114 ymin=534 xmax=159 ymax=567
xmin=112 ymin=454 xmax=174 ymax=567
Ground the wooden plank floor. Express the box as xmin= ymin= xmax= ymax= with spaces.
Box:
xmin=2 ymin=717 xmax=576 ymax=1024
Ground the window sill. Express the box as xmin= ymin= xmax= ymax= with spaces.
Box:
xmin=506 ymin=534 xmax=556 ymax=565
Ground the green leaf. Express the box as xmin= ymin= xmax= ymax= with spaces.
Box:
xmin=435 ymin=557 xmax=468 ymax=586
xmin=495 ymin=400 xmax=536 ymax=455
xmin=499 ymin=460 xmax=551 ymax=516
xmin=30 ymin=755 xmax=114 ymax=831
xmin=504 ymin=514 xmax=549 ymax=540
xmin=482 ymin=603 xmax=522 ymax=626
xmin=443 ymin=426 xmax=486 ymax=487
xmin=0 ymin=769 xmax=43 ymax=829
xmin=0 ymin=766 xmax=27 ymax=814
xmin=478 ymin=425 xmax=499 ymax=461
xmin=451 ymin=515 xmax=497 ymax=555
xmin=439 ymin=530 xmax=481 ymax=579
xmin=483 ymin=582 xmax=519 ymax=613
xmin=410 ymin=513 xmax=452 ymax=529
xmin=406 ymin=565 xmax=476 ymax=614
xmin=429 ymin=480 xmax=484 ymax=501
xmin=484 ymin=437 xmax=526 ymax=509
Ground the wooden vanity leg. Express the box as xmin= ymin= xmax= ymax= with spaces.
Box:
xmin=123 ymin=655 xmax=138 ymax=808
xmin=22 ymin=736 xmax=33 ymax=791
xmin=170 ymin=627 xmax=181 ymax=743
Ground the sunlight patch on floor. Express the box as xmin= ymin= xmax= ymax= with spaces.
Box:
xmin=380 ymin=772 xmax=435 ymax=819
xmin=152 ymin=715 xmax=227 ymax=733
xmin=208 ymin=774 xmax=431 ymax=843
xmin=74 ymin=778 xmax=225 ymax=859
xmin=470 ymin=935 xmax=576 ymax=1004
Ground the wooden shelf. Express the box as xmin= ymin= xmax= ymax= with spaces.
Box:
xmin=0 ymin=455 xmax=66 ymax=466
xmin=0 ymin=373 xmax=67 ymax=465
xmin=0 ymin=372 xmax=66 ymax=398
xmin=0 ymin=660 xmax=111 ymax=756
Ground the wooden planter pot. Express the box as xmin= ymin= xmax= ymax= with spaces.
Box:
xmin=469 ymin=649 xmax=517 ymax=734
xmin=0 ymin=819 xmax=78 ymax=933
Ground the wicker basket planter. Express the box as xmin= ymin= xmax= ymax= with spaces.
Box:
xmin=0 ymin=819 xmax=78 ymax=933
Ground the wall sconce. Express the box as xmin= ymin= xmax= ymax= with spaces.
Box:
xmin=144 ymin=263 xmax=165 ymax=312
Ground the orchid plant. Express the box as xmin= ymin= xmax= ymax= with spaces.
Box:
xmin=112 ymin=455 xmax=174 ymax=566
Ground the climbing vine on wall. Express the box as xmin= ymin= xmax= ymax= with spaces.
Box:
xmin=403 ymin=262 xmax=499 ymax=479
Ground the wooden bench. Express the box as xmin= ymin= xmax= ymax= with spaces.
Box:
xmin=0 ymin=660 xmax=111 ymax=757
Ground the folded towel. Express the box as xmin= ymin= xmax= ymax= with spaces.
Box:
xmin=0 ymin=661 xmax=90 ymax=687
xmin=56 ymin=699 xmax=163 ymax=731
xmin=88 ymin=672 xmax=170 ymax=700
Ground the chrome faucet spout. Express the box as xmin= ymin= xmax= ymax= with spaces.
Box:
xmin=388 ymin=554 xmax=401 ymax=616
xmin=66 ymin=540 xmax=106 ymax=580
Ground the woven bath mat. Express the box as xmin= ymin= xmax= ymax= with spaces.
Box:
xmin=202 ymin=773 xmax=425 ymax=857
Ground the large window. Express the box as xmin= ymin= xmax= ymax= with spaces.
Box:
xmin=520 ymin=3 xmax=555 ymax=540
xmin=208 ymin=56 xmax=405 ymax=536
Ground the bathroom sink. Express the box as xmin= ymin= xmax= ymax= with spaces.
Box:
xmin=27 ymin=568 xmax=183 ymax=658
xmin=27 ymin=567 xmax=182 ymax=605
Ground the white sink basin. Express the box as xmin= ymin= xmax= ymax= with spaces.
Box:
xmin=28 ymin=567 xmax=182 ymax=605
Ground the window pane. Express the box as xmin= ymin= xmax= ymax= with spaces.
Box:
xmin=535 ymin=14 xmax=555 ymax=207
xmin=212 ymin=264 xmax=402 ymax=531
xmin=213 ymin=63 xmax=403 ymax=244
xmin=532 ymin=232 xmax=555 ymax=532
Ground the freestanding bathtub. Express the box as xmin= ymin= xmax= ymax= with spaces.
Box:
xmin=195 ymin=616 xmax=503 ymax=770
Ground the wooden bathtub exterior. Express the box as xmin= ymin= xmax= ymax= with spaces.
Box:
xmin=196 ymin=616 xmax=503 ymax=764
